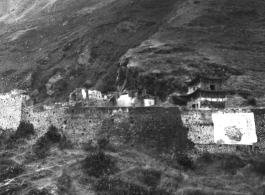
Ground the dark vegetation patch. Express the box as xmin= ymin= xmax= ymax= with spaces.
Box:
xmin=228 ymin=7 xmax=257 ymax=17
xmin=2 ymin=69 xmax=16 ymax=77
xmin=82 ymin=140 xmax=96 ymax=152
xmin=82 ymin=151 xmax=117 ymax=178
xmin=0 ymin=163 xmax=25 ymax=183
xmin=94 ymin=176 xmax=171 ymax=195
xmin=7 ymin=121 xmax=35 ymax=148
xmin=32 ymin=125 xmax=62 ymax=158
xmin=82 ymin=137 xmax=116 ymax=152
xmin=0 ymin=130 xmax=10 ymax=148
xmin=125 ymin=70 xmax=186 ymax=101
xmin=176 ymin=154 xmax=194 ymax=170
xmin=57 ymin=170 xmax=76 ymax=195
xmin=197 ymin=152 xmax=214 ymax=163
xmin=196 ymin=153 xmax=246 ymax=173
xmin=246 ymin=97 xmax=257 ymax=106
xmin=97 ymin=137 xmax=110 ymax=150
xmin=249 ymin=155 xmax=265 ymax=175
xmin=0 ymin=178 xmax=28 ymax=195
xmin=171 ymin=96 xmax=187 ymax=106
xmin=58 ymin=134 xmax=74 ymax=150
xmin=125 ymin=167 xmax=162 ymax=189
xmin=201 ymin=63 xmax=243 ymax=77
xmin=237 ymin=89 xmax=252 ymax=99
xmin=137 ymin=46 xmax=194 ymax=54
xmin=26 ymin=188 xmax=54 ymax=195
xmin=154 ymin=46 xmax=195 ymax=54
xmin=97 ymin=136 xmax=117 ymax=152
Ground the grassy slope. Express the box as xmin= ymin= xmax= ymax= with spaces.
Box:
xmin=0 ymin=138 xmax=265 ymax=195
xmin=0 ymin=124 xmax=263 ymax=194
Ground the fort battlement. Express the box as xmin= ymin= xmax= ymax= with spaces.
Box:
xmin=1 ymin=93 xmax=264 ymax=154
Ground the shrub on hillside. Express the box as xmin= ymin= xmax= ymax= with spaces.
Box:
xmin=95 ymin=177 xmax=148 ymax=195
xmin=247 ymin=97 xmax=257 ymax=106
xmin=198 ymin=151 xmax=214 ymax=163
xmin=7 ymin=121 xmax=35 ymax=147
xmin=176 ymin=154 xmax=194 ymax=170
xmin=82 ymin=151 xmax=117 ymax=178
xmin=219 ymin=153 xmax=246 ymax=172
xmin=57 ymin=170 xmax=76 ymax=194
xmin=45 ymin=125 xmax=61 ymax=143
xmin=0 ymin=158 xmax=17 ymax=172
xmin=97 ymin=137 xmax=110 ymax=150
xmin=250 ymin=156 xmax=265 ymax=175
xmin=0 ymin=130 xmax=10 ymax=148
xmin=58 ymin=134 xmax=73 ymax=150
xmin=97 ymin=136 xmax=116 ymax=151
xmin=32 ymin=125 xmax=61 ymax=158
xmin=141 ymin=168 xmax=162 ymax=188
xmin=32 ymin=136 xmax=51 ymax=159
xmin=94 ymin=177 xmax=172 ymax=195
xmin=0 ymin=164 xmax=25 ymax=183
xmin=82 ymin=140 xmax=96 ymax=152
xmin=26 ymin=188 xmax=53 ymax=195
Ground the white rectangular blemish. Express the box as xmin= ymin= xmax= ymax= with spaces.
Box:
xmin=212 ymin=113 xmax=257 ymax=145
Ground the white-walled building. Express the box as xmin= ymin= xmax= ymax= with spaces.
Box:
xmin=117 ymin=94 xmax=138 ymax=107
xmin=88 ymin=90 xmax=103 ymax=100
xmin=144 ymin=99 xmax=155 ymax=107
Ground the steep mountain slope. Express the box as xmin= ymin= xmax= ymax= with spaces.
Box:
xmin=0 ymin=0 xmax=177 ymax=103
xmin=118 ymin=0 xmax=265 ymax=106
xmin=1 ymin=0 xmax=265 ymax=106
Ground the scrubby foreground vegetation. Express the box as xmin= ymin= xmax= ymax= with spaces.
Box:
xmin=0 ymin=123 xmax=265 ymax=195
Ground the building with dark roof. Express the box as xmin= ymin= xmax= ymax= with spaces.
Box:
xmin=179 ymin=75 xmax=231 ymax=109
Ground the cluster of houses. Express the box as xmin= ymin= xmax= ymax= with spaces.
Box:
xmin=0 ymin=74 xmax=232 ymax=110
xmin=69 ymin=88 xmax=157 ymax=107
xmin=68 ymin=75 xmax=231 ymax=110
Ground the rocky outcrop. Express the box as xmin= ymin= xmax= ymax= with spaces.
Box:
xmin=46 ymin=73 xmax=64 ymax=96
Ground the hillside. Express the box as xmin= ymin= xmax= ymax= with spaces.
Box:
xmin=1 ymin=124 xmax=265 ymax=195
xmin=1 ymin=0 xmax=265 ymax=105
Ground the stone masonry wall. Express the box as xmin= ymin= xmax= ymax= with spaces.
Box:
xmin=0 ymin=93 xmax=29 ymax=130
xmin=2 ymin=100 xmax=265 ymax=154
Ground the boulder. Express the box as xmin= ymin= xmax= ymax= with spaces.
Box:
xmin=77 ymin=47 xmax=91 ymax=66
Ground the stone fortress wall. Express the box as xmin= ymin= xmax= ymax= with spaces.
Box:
xmin=1 ymin=94 xmax=265 ymax=153
xmin=0 ymin=92 xmax=30 ymax=130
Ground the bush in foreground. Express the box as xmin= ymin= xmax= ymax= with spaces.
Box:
xmin=57 ymin=170 xmax=76 ymax=195
xmin=176 ymin=154 xmax=194 ymax=170
xmin=250 ymin=155 xmax=265 ymax=175
xmin=32 ymin=125 xmax=61 ymax=158
xmin=7 ymin=121 xmax=35 ymax=147
xmin=82 ymin=151 xmax=117 ymax=178
xmin=197 ymin=151 xmax=214 ymax=163
xmin=26 ymin=188 xmax=54 ymax=195
xmin=219 ymin=153 xmax=246 ymax=172
xmin=58 ymin=134 xmax=73 ymax=150
xmin=247 ymin=97 xmax=257 ymax=106
xmin=94 ymin=177 xmax=171 ymax=195
xmin=97 ymin=137 xmax=110 ymax=150
xmin=0 ymin=164 xmax=25 ymax=183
